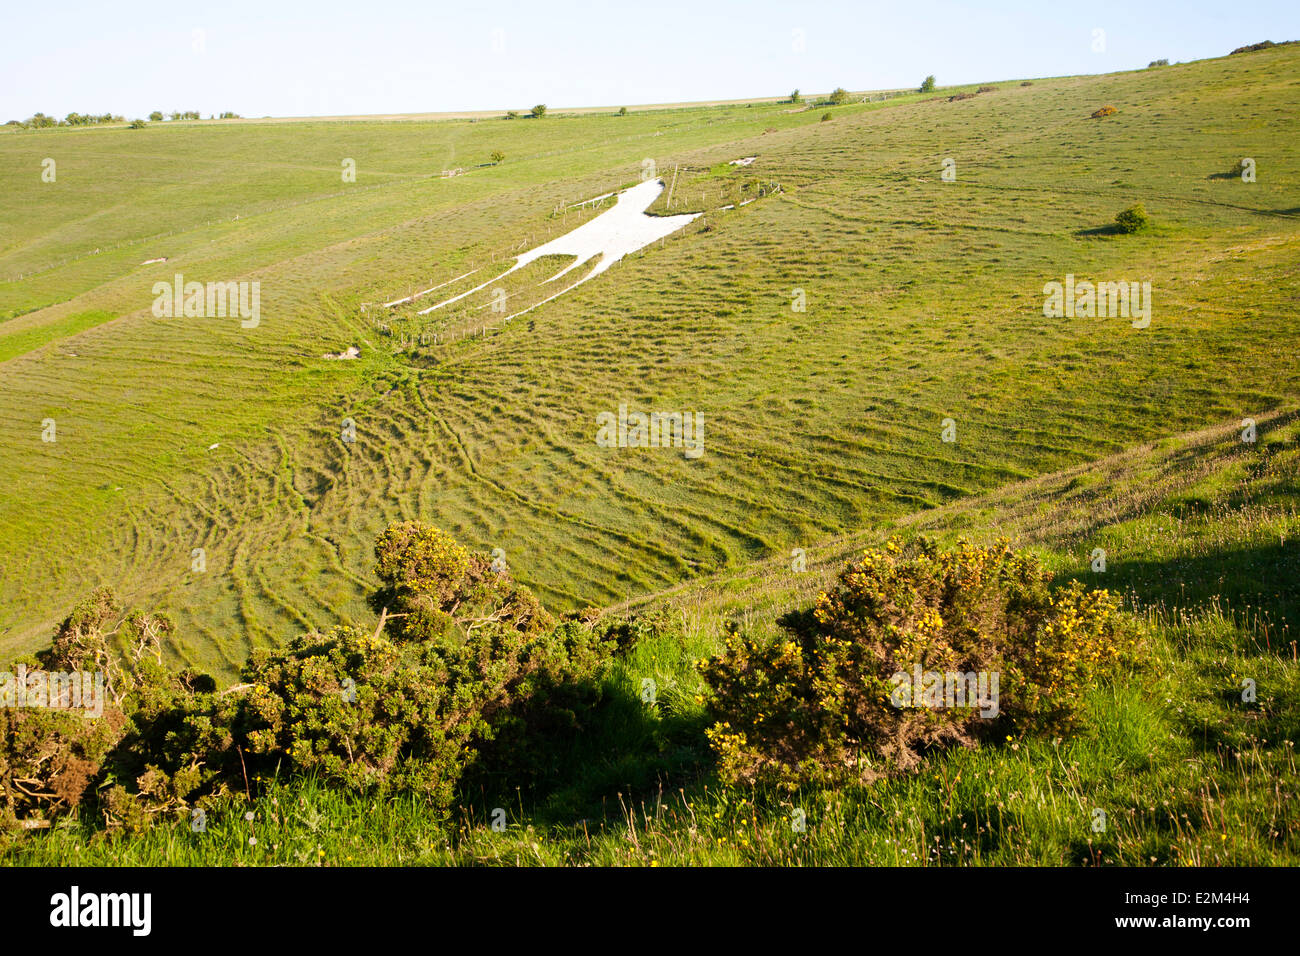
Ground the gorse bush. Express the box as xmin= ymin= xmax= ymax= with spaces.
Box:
xmin=700 ymin=539 xmax=1145 ymax=789
xmin=370 ymin=520 xmax=551 ymax=643
xmin=1 ymin=523 xmax=630 ymax=836
xmin=0 ymin=680 xmax=125 ymax=831
xmin=215 ymin=616 xmax=614 ymax=811
xmin=1091 ymin=104 xmax=1118 ymax=118
xmin=1230 ymin=41 xmax=1277 ymax=55
xmin=0 ymin=588 xmax=192 ymax=834
xmin=1114 ymin=202 xmax=1151 ymax=234
xmin=3 ymin=533 xmax=1149 ymax=839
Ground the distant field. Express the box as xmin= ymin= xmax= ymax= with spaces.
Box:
xmin=1 ymin=46 xmax=1298 ymax=677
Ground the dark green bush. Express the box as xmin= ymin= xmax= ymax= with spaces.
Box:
xmin=1114 ymin=202 xmax=1150 ymax=234
xmin=0 ymin=589 xmax=192 ymax=835
xmin=2 ymin=523 xmax=632 ymax=836
xmin=0 ymin=696 xmax=126 ymax=833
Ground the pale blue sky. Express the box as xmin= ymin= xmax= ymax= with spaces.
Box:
xmin=3 ymin=0 xmax=1297 ymax=120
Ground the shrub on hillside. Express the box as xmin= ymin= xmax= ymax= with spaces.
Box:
xmin=1114 ymin=202 xmax=1150 ymax=234
xmin=529 ymin=104 xmax=547 ymax=118
xmin=1208 ymin=159 xmax=1254 ymax=181
xmin=2 ymin=523 xmax=632 ymax=836
xmin=1148 ymin=59 xmax=1170 ymax=67
xmin=216 ymin=565 xmax=614 ymax=809
xmin=0 ymin=589 xmax=199 ymax=834
xmin=821 ymin=112 xmax=832 ymax=122
xmin=197 ymin=520 xmax=594 ymax=804
xmin=827 ymin=88 xmax=849 ymax=105
xmin=370 ymin=520 xmax=551 ymax=642
xmin=0 ymin=688 xmax=126 ymax=833
xmin=920 ymin=75 xmax=936 ymax=93
xmin=700 ymin=539 xmax=1145 ymax=789
xmin=1091 ymin=105 xmax=1118 ymax=118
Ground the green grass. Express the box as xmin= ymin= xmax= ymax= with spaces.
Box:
xmin=8 ymin=410 xmax=1296 ymax=866
xmin=0 ymin=308 xmax=114 ymax=362
xmin=1 ymin=42 xmax=1298 ymax=867
xmin=2 ymin=47 xmax=1297 ymax=673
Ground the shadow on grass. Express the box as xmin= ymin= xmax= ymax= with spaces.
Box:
xmin=1054 ymin=538 xmax=1299 ymax=642
xmin=1074 ymin=223 xmax=1125 ymax=237
xmin=461 ymin=672 xmax=716 ymax=829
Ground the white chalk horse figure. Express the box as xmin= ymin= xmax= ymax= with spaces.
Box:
xmin=386 ymin=178 xmax=699 ymax=324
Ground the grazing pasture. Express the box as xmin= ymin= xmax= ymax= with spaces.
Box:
xmin=1 ymin=47 xmax=1297 ymax=687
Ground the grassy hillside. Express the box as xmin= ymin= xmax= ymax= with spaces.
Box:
xmin=9 ymin=410 xmax=1295 ymax=865
xmin=2 ymin=45 xmax=1298 ymax=685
